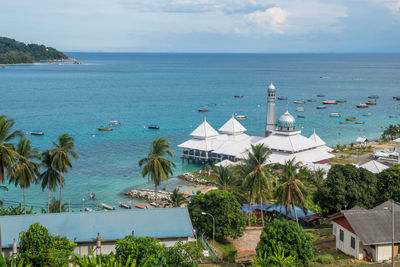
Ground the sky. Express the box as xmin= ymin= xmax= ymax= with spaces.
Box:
xmin=1 ymin=0 xmax=400 ymax=52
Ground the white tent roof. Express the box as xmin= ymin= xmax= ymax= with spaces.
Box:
xmin=256 ymin=132 xmax=321 ymax=153
xmin=356 ymin=137 xmax=368 ymax=143
xmin=215 ymin=159 xmax=237 ymax=167
xmin=359 ymin=160 xmax=389 ymax=174
xmin=309 ymin=130 xmax=326 ymax=146
xmin=213 ymin=135 xmax=263 ymax=157
xmin=190 ymin=119 xmax=219 ymax=139
xmin=178 ymin=137 xmax=225 ymax=152
xmin=218 ymin=116 xmax=247 ymax=135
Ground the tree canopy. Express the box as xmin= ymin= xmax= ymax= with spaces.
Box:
xmin=0 ymin=37 xmax=67 ymax=64
xmin=377 ymin=164 xmax=400 ymax=203
xmin=314 ymin=164 xmax=377 ymax=216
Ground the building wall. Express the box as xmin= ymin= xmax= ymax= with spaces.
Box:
xmin=333 ymin=222 xmax=360 ymax=259
xmin=376 ymin=244 xmax=393 ymax=262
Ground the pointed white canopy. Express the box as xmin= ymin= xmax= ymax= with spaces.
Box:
xmin=309 ymin=130 xmax=326 ymax=146
xmin=190 ymin=118 xmax=219 ymax=139
xmin=219 ymin=116 xmax=247 ymax=135
xmin=359 ymin=160 xmax=389 ymax=174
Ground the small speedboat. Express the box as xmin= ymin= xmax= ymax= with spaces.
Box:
xmin=355 ymin=121 xmax=365 ymax=124
xmin=296 ymin=107 xmax=304 ymax=112
xmin=101 ymin=203 xmax=115 ymax=210
xmin=336 ymin=100 xmax=347 ymax=103
xmin=307 ymin=99 xmax=317 ymax=102
xmin=323 ymin=100 xmax=337 ymax=105
xmin=109 ymin=121 xmax=121 ymax=126
xmin=317 ymin=105 xmax=326 ymax=109
xmin=356 ymin=103 xmax=368 ymax=108
xmin=317 ymin=94 xmax=326 ymax=97
xmin=366 ymin=100 xmax=376 ymax=105
xmin=393 ymin=96 xmax=400 ymax=101
xmin=90 ymin=192 xmax=96 ymax=199
xmin=362 ymin=113 xmax=373 ymax=116
xmin=346 ymin=117 xmax=357 ymax=121
xmin=30 ymin=130 xmax=44 ymax=136
xmin=98 ymin=127 xmax=113 ymax=131
xmin=294 ymin=100 xmax=305 ymax=104
xmin=368 ymin=95 xmax=379 ymax=99
xmin=278 ymin=97 xmax=288 ymax=100
xmin=207 ymin=103 xmax=217 ymax=106
xmin=148 ymin=124 xmax=160 ymax=129
xmin=134 ymin=203 xmax=147 ymax=209
xmin=198 ymin=107 xmax=209 ymax=112
xmin=329 ymin=113 xmax=340 ymax=117
xmin=339 ymin=121 xmax=349 ymax=124
xmin=235 ymin=115 xmax=247 ymax=120
xmin=150 ymin=202 xmax=159 ymax=207
xmin=234 ymin=95 xmax=244 ymax=98
xmin=297 ymin=115 xmax=306 ymax=118
xmin=119 ymin=201 xmax=132 ymax=209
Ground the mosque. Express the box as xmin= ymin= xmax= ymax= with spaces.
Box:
xmin=178 ymin=82 xmax=334 ymax=166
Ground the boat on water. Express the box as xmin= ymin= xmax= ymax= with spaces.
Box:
xmin=101 ymin=203 xmax=115 ymax=210
xmin=98 ymin=127 xmax=113 ymax=131
xmin=30 ymin=130 xmax=44 ymax=136
xmin=356 ymin=103 xmax=368 ymax=108
xmin=368 ymin=95 xmax=379 ymax=99
xmin=234 ymin=95 xmax=244 ymax=98
xmin=323 ymin=100 xmax=337 ymax=105
xmin=148 ymin=124 xmax=160 ymax=129
xmin=297 ymin=115 xmax=306 ymax=118
xmin=109 ymin=121 xmax=121 ymax=126
xmin=362 ymin=113 xmax=373 ymax=116
xmin=294 ymin=100 xmax=305 ymax=104
xmin=317 ymin=105 xmax=326 ymax=109
xmin=317 ymin=94 xmax=326 ymax=97
xmin=307 ymin=99 xmax=317 ymax=102
xmin=85 ymin=207 xmax=93 ymax=212
xmin=393 ymin=96 xmax=400 ymax=101
xmin=150 ymin=202 xmax=159 ymax=207
xmin=366 ymin=100 xmax=376 ymax=105
xmin=355 ymin=121 xmax=365 ymax=124
xmin=134 ymin=203 xmax=147 ymax=209
xmin=329 ymin=113 xmax=340 ymax=117
xmin=296 ymin=107 xmax=304 ymax=112
xmin=119 ymin=201 xmax=132 ymax=209
xmin=346 ymin=117 xmax=357 ymax=121
xmin=198 ymin=107 xmax=209 ymax=112
xmin=235 ymin=115 xmax=247 ymax=120
xmin=336 ymin=100 xmax=347 ymax=103
xmin=339 ymin=121 xmax=349 ymax=124
xmin=278 ymin=97 xmax=288 ymax=100
xmin=207 ymin=103 xmax=217 ymax=106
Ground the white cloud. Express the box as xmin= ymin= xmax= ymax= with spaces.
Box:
xmin=245 ymin=7 xmax=287 ymax=34
xmin=374 ymin=0 xmax=400 ymax=17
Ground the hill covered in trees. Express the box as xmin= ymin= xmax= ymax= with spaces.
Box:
xmin=0 ymin=37 xmax=68 ymax=64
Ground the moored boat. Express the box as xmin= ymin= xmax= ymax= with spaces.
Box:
xmin=307 ymin=99 xmax=317 ymax=102
xmin=98 ymin=127 xmax=113 ymax=131
xmin=317 ymin=94 xmax=326 ymax=97
xmin=356 ymin=103 xmax=368 ymax=108
xmin=339 ymin=121 xmax=349 ymax=124
xmin=119 ymin=201 xmax=132 ymax=209
xmin=336 ymin=100 xmax=347 ymax=103
xmin=278 ymin=97 xmax=288 ymax=100
xmin=297 ymin=115 xmax=306 ymax=118
xmin=346 ymin=117 xmax=357 ymax=121
xmin=235 ymin=115 xmax=247 ymax=120
xmin=30 ymin=130 xmax=44 ymax=136
xmin=148 ymin=124 xmax=160 ymax=129
xmin=329 ymin=113 xmax=340 ymax=117
xmin=317 ymin=105 xmax=326 ymax=109
xmin=207 ymin=103 xmax=217 ymax=106
xmin=393 ymin=96 xmax=400 ymax=101
xmin=366 ymin=100 xmax=376 ymax=105
xmin=150 ymin=202 xmax=159 ymax=207
xmin=355 ymin=121 xmax=365 ymax=124
xmin=293 ymin=100 xmax=305 ymax=104
xmin=323 ymin=100 xmax=337 ymax=105
xmin=85 ymin=207 xmax=93 ymax=212
xmin=134 ymin=203 xmax=147 ymax=209
xmin=368 ymin=95 xmax=379 ymax=99
xmin=362 ymin=113 xmax=373 ymax=116
xmin=234 ymin=95 xmax=244 ymax=98
xmin=101 ymin=203 xmax=115 ymax=210
xmin=296 ymin=107 xmax=304 ymax=112
xmin=109 ymin=121 xmax=121 ymax=126
xmin=198 ymin=107 xmax=209 ymax=112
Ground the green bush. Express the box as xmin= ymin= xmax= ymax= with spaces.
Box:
xmin=256 ymin=218 xmax=313 ymax=266
xmin=315 ymin=254 xmax=334 ymax=264
xmin=166 ymin=241 xmax=197 ymax=267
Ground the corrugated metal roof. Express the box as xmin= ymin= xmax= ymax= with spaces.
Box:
xmin=0 ymin=207 xmax=194 ymax=248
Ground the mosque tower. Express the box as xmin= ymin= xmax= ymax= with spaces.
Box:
xmin=265 ymin=82 xmax=277 ymax=136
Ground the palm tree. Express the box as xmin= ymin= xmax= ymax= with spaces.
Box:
xmin=39 ymin=150 xmax=60 ymax=212
xmin=241 ymin=144 xmax=274 ymax=227
xmin=0 ymin=115 xmax=22 ymax=183
xmin=50 ymin=134 xmax=78 ymax=212
xmin=168 ymin=188 xmax=186 ymax=207
xmin=48 ymin=197 xmax=67 ymax=213
xmin=139 ymin=137 xmax=175 ymax=200
xmin=274 ymin=159 xmax=307 ymax=226
xmin=214 ymin=166 xmax=237 ymax=191
xmin=9 ymin=138 xmax=40 ymax=214
xmin=0 ymin=185 xmax=8 ymax=208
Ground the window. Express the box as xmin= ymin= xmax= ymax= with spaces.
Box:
xmin=340 ymin=229 xmax=344 ymax=242
xmin=351 ymin=236 xmax=356 ymax=249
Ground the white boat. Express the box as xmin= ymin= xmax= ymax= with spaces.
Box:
xmin=296 ymin=107 xmax=304 ymax=112
xmin=362 ymin=113 xmax=373 ymax=116
xmin=329 ymin=113 xmax=340 ymax=117
xmin=101 ymin=203 xmax=115 ymax=210
xmin=85 ymin=207 xmax=93 ymax=212
xmin=150 ymin=202 xmax=159 ymax=207
xmin=235 ymin=115 xmax=247 ymax=120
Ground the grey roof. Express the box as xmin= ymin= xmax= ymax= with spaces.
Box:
xmin=343 ymin=209 xmax=400 ymax=245
xmin=372 ymin=200 xmax=400 ymax=212
xmin=349 ymin=205 xmax=366 ymax=211
xmin=0 ymin=207 xmax=194 ymax=248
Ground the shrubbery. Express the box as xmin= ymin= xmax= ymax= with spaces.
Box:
xmin=314 ymin=254 xmax=334 ymax=264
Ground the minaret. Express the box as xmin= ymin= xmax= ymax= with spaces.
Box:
xmin=265 ymin=82 xmax=276 ymax=136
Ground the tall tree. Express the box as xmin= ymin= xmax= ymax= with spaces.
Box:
xmin=9 ymin=138 xmax=40 ymax=214
xmin=139 ymin=137 xmax=175 ymax=200
xmin=241 ymin=144 xmax=274 ymax=227
xmin=274 ymin=159 xmax=307 ymax=226
xmin=168 ymin=187 xmax=186 ymax=207
xmin=50 ymin=134 xmax=78 ymax=212
xmin=0 ymin=115 xmax=22 ymax=183
xmin=39 ymin=150 xmax=60 ymax=212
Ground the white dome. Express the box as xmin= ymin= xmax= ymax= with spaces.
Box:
xmin=268 ymin=82 xmax=276 ymax=90
xmin=277 ymin=110 xmax=295 ymax=127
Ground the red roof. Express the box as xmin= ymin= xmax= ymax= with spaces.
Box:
xmin=332 ymin=216 xmax=356 ymax=234
xmin=315 ymin=159 xmax=331 ymax=164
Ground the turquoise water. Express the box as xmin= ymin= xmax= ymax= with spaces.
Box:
xmin=1 ymin=53 xmax=400 ymax=210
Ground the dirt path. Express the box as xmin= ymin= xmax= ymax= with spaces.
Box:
xmin=230 ymin=227 xmax=263 ymax=260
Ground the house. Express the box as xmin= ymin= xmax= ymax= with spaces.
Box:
xmin=358 ymin=160 xmax=389 ymax=174
xmin=0 ymin=207 xmax=194 ymax=257
xmin=356 ymin=137 xmax=369 ymax=146
xmin=330 ymin=201 xmax=400 ymax=262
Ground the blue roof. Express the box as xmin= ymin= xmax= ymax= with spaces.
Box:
xmin=242 ymin=203 xmax=315 ymax=220
xmin=0 ymin=207 xmax=194 ymax=247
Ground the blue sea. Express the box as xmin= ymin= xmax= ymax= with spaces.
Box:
xmin=1 ymin=53 xmax=400 ymax=210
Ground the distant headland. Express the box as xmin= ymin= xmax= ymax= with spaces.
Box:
xmin=0 ymin=37 xmax=68 ymax=64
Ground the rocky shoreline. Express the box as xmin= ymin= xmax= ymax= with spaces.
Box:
xmin=124 ymin=189 xmax=172 ymax=202
xmin=178 ymin=172 xmax=215 ymax=186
